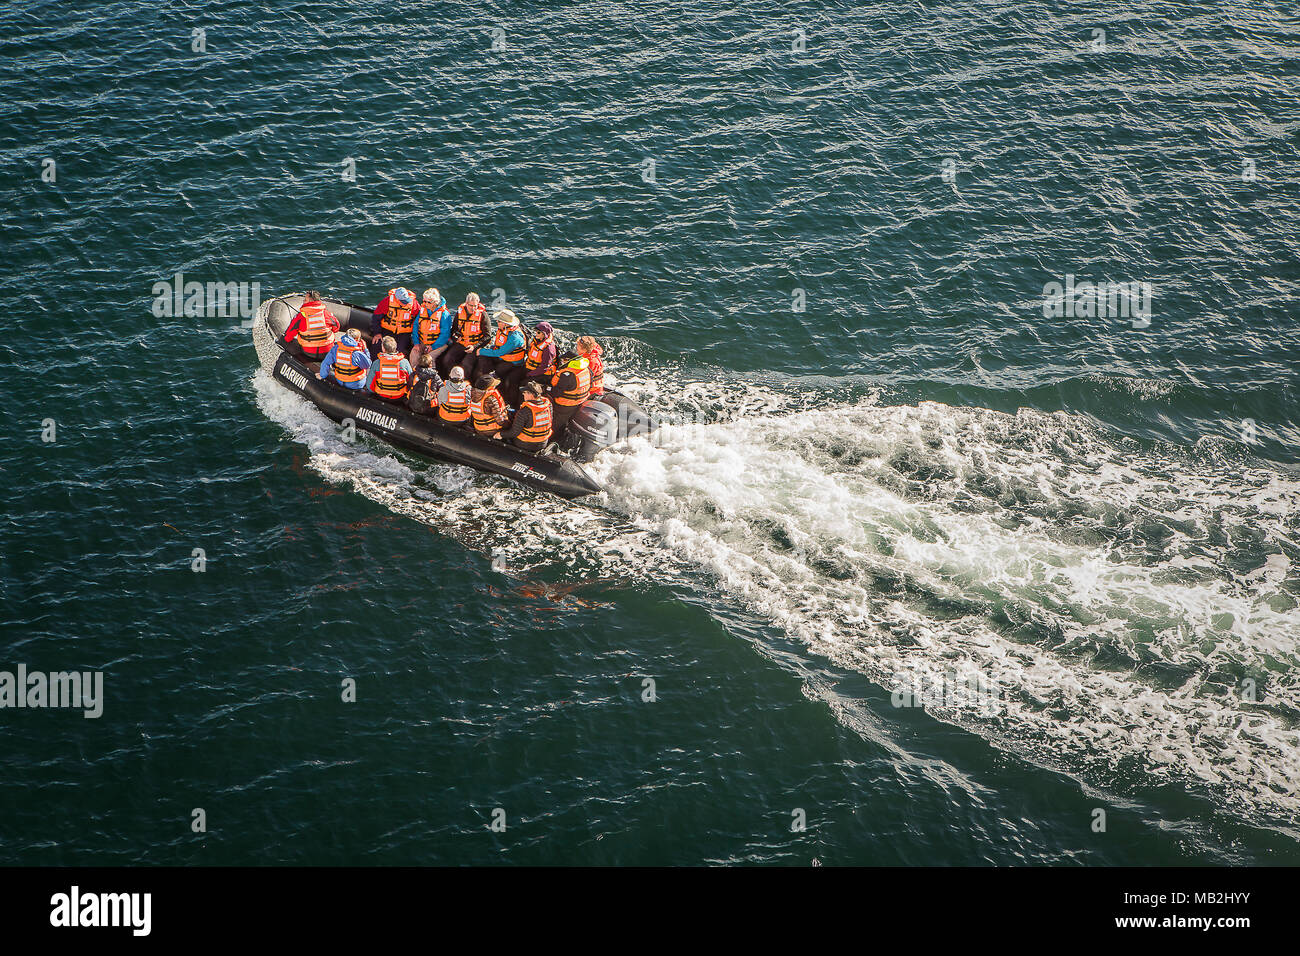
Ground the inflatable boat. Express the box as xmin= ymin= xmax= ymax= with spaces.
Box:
xmin=251 ymin=293 xmax=653 ymax=498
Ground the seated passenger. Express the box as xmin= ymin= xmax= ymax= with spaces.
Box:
xmin=575 ymin=336 xmax=605 ymax=397
xmin=548 ymin=355 xmax=591 ymax=435
xmin=283 ymin=291 xmax=340 ymax=362
xmin=502 ymin=320 xmax=556 ymax=407
xmin=469 ymin=373 xmax=509 ymax=439
xmin=470 ymin=310 xmax=526 ymax=382
xmin=317 ymin=327 xmax=372 ymax=389
xmin=410 ymin=288 xmax=452 ymax=370
xmin=407 ymin=350 xmax=444 ymax=416
xmin=367 ymin=336 xmax=412 ymax=404
xmin=370 ymin=287 xmax=417 ymax=358
xmin=502 ymin=380 xmax=553 ymax=453
xmin=436 ymin=366 xmax=473 ymax=428
xmin=438 ymin=293 xmax=488 ymax=377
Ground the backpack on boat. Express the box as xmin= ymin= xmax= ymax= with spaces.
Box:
xmin=408 ymin=369 xmax=441 ymax=414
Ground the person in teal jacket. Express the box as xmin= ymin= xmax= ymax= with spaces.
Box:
xmin=467 ymin=310 xmax=527 ymax=381
xmin=410 ymin=288 xmax=452 ymax=369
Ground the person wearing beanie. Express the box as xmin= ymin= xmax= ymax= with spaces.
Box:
xmin=435 ymin=364 xmax=472 ymax=428
xmin=370 ymin=286 xmax=417 ymax=357
xmin=547 ymin=353 xmax=591 ymax=434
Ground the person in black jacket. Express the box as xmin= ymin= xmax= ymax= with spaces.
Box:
xmin=501 ymin=381 xmax=553 ymax=452
xmin=406 ymin=350 xmax=444 ymax=415
xmin=438 ymin=293 xmax=490 ymax=377
xmin=547 ymin=356 xmax=591 ymax=436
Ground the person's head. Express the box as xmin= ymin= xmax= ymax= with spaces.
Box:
xmin=464 ymin=292 xmax=480 ymax=307
xmin=394 ymin=288 xmax=414 ymax=306
xmin=382 ymin=336 xmax=398 ymax=354
xmin=576 ymin=335 xmax=596 ymax=356
xmin=495 ymin=309 xmax=520 ymax=330
xmin=449 ymin=366 xmax=465 ymax=382
xmin=305 ymin=290 xmax=322 ymax=302
xmin=535 ymin=321 xmax=553 ymax=338
xmin=524 ymin=380 xmax=543 ymax=398
xmin=423 ymin=288 xmax=439 ymax=305
xmin=419 ymin=351 xmax=434 ymax=369
xmin=347 ymin=327 xmax=366 ymax=342
xmin=476 ymin=374 xmax=499 ymax=391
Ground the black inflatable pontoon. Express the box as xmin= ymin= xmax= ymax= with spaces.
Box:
xmin=252 ymin=293 xmax=653 ymax=499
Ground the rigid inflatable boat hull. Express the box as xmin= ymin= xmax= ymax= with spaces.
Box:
xmin=254 ymin=295 xmax=606 ymax=499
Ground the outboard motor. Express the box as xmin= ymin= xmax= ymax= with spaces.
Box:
xmin=601 ymin=393 xmax=654 ymax=441
xmin=559 ymin=390 xmax=657 ymax=462
xmin=560 ymin=400 xmax=619 ymax=462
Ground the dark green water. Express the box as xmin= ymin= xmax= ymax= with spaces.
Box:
xmin=3 ymin=1 xmax=1299 ymax=864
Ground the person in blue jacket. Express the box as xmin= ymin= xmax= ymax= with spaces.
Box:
xmin=466 ymin=310 xmax=527 ymax=382
xmin=317 ymin=327 xmax=372 ymax=389
xmin=410 ymin=288 xmax=452 ymax=369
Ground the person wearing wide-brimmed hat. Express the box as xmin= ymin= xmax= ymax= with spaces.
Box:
xmin=469 ymin=373 xmax=509 ymax=439
xmin=466 ymin=309 xmax=527 ymax=382
xmin=501 ymin=319 xmax=556 ymax=407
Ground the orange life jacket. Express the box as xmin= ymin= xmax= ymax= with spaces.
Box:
xmin=585 ymin=345 xmax=605 ymax=396
xmin=456 ymin=303 xmax=485 ymax=346
xmin=331 ymin=339 xmax=366 ymax=384
xmin=295 ymin=300 xmax=333 ymax=351
xmin=380 ymin=291 xmax=415 ymax=336
xmin=551 ymin=359 xmax=591 ymax=406
xmin=525 ymin=335 xmax=554 ymax=374
xmin=489 ymin=328 xmax=526 ymax=363
xmin=518 ymin=396 xmax=552 ymax=445
xmin=370 ymin=353 xmax=409 ymax=400
xmin=471 ymin=388 xmax=506 ymax=432
xmin=416 ymin=303 xmax=445 ymax=345
xmin=439 ymin=382 xmax=471 ymax=422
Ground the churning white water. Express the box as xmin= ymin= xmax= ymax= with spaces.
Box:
xmin=252 ymin=355 xmax=1300 ymax=829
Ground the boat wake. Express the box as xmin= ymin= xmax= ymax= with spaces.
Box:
xmin=251 ymin=348 xmax=1300 ymax=834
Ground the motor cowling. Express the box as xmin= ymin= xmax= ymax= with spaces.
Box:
xmin=602 ymin=393 xmax=653 ymax=441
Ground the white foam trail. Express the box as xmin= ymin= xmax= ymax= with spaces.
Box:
xmin=591 ymin=401 xmax=1300 ymax=825
xmin=251 ymin=368 xmax=1300 ymax=828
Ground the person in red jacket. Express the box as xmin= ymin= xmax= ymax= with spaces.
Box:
xmin=370 ymin=287 xmax=417 ymax=358
xmin=282 ymin=292 xmax=340 ymax=361
xmin=575 ymin=336 xmax=605 ymax=397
